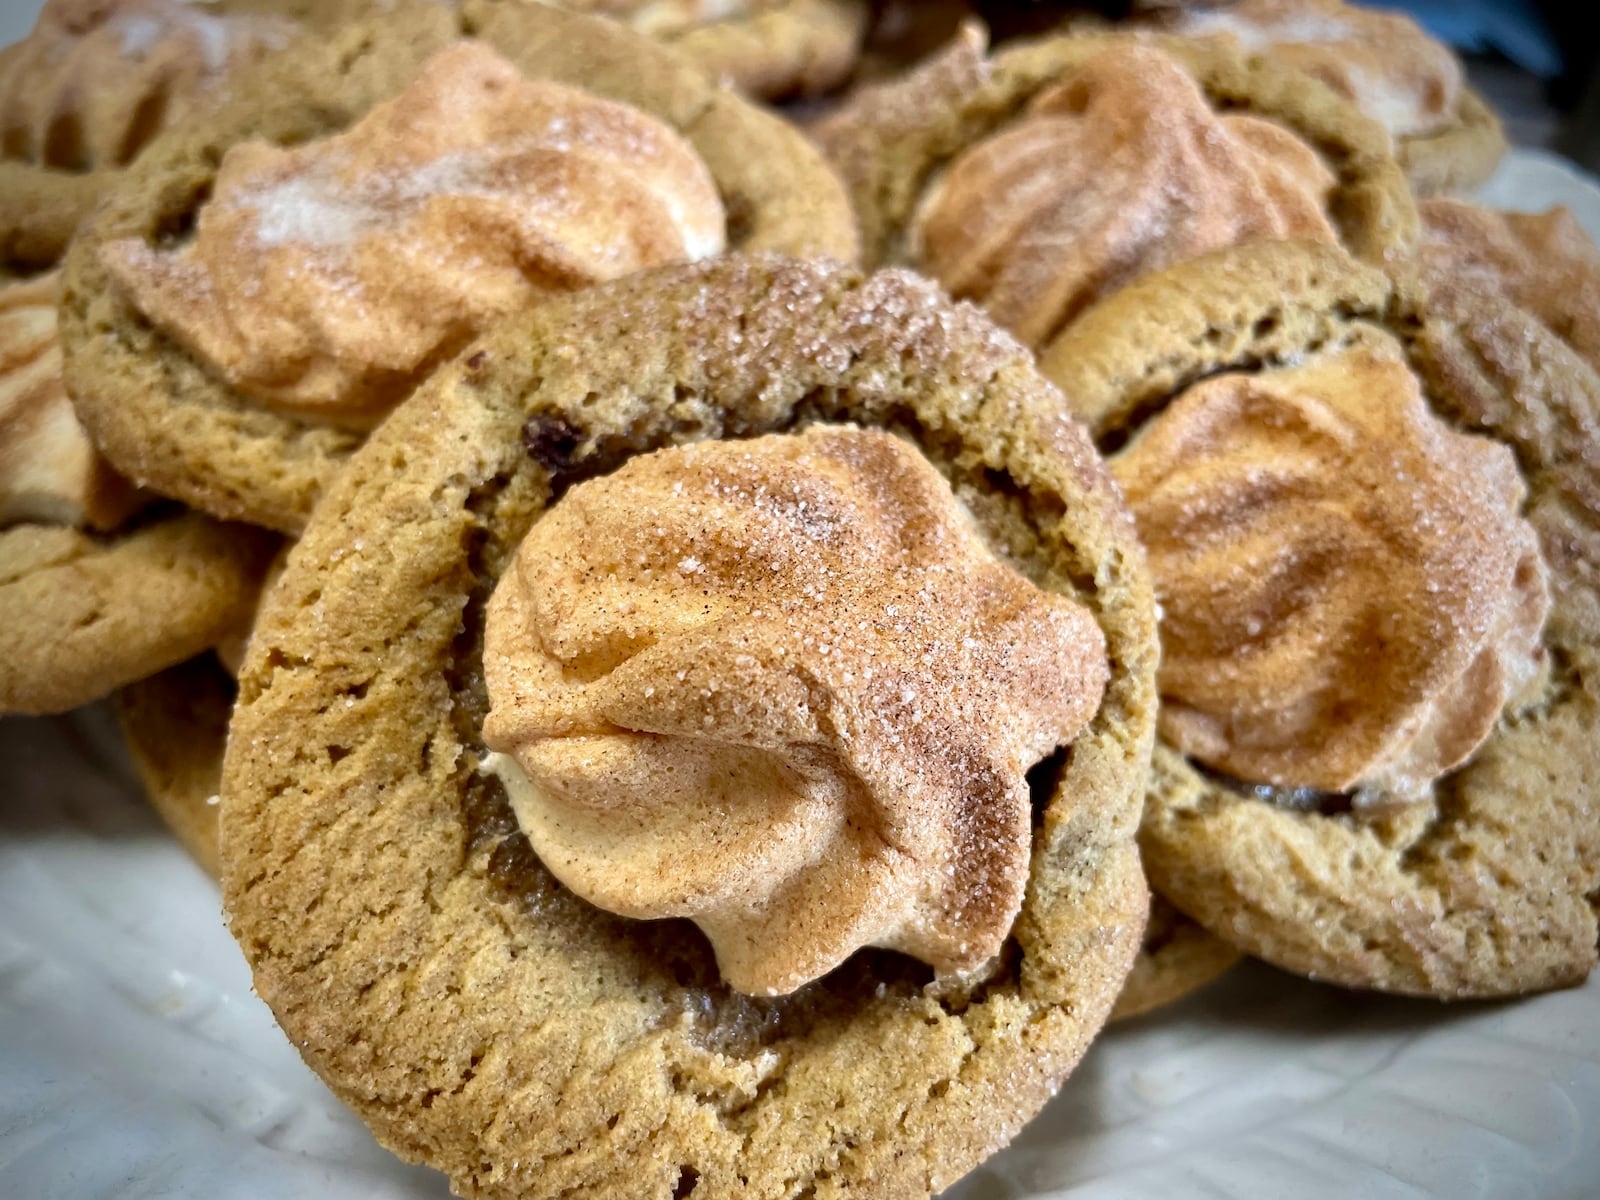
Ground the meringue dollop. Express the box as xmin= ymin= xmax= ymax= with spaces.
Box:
xmin=1172 ymin=0 xmax=1461 ymax=138
xmin=100 ymin=41 xmax=728 ymax=427
xmin=910 ymin=43 xmax=1336 ymax=349
xmin=1112 ymin=332 xmax=1549 ymax=801
xmin=0 ymin=0 xmax=299 ymax=170
xmin=0 ymin=272 xmax=141 ymax=531
xmin=1420 ymin=198 xmax=1600 ymax=375
xmin=481 ymin=425 xmax=1110 ymax=996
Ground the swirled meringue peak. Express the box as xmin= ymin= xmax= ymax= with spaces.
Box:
xmin=0 ymin=0 xmax=299 ymax=170
xmin=1170 ymin=0 xmax=1460 ymax=138
xmin=0 ymin=272 xmax=141 ymax=530
xmin=909 ymin=43 xmax=1336 ymax=349
xmin=481 ymin=425 xmax=1110 ymax=996
xmin=1113 ymin=331 xmax=1549 ymax=803
xmin=101 ymin=41 xmax=727 ymax=427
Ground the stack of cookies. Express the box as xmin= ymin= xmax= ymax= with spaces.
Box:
xmin=1 ymin=0 xmax=1595 ymax=1195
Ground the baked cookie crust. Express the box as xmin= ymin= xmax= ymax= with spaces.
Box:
xmin=61 ymin=0 xmax=859 ymax=535
xmin=1042 ymin=239 xmax=1600 ymax=999
xmin=0 ymin=509 xmax=273 ymax=715
xmin=221 ymin=255 xmax=1156 ymax=1199
xmin=116 ymin=652 xmax=235 ymax=878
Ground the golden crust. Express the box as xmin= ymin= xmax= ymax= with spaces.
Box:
xmin=1043 ymin=240 xmax=1600 ymax=998
xmin=116 ymin=652 xmax=234 ymax=879
xmin=221 ymin=256 xmax=1156 ymax=1198
xmin=61 ymin=1 xmax=859 ymax=535
xmin=1110 ymin=896 xmax=1240 ymax=1022
xmin=664 ymin=0 xmax=868 ymax=98
xmin=0 ymin=510 xmax=274 ymax=715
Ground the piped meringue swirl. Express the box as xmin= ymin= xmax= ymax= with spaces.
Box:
xmin=1113 ymin=332 xmax=1549 ymax=801
xmin=101 ymin=41 xmax=727 ymax=427
xmin=910 ymin=44 xmax=1335 ymax=348
xmin=0 ymin=0 xmax=299 ymax=170
xmin=1171 ymin=0 xmax=1461 ymax=138
xmin=482 ymin=425 xmax=1110 ymax=996
xmin=0 ymin=272 xmax=141 ymax=530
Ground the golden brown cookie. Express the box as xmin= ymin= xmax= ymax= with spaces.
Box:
xmin=623 ymin=0 xmax=870 ymax=98
xmin=812 ymin=23 xmax=1415 ymax=352
xmin=61 ymin=1 xmax=859 ymax=535
xmin=0 ymin=268 xmax=275 ymax=715
xmin=221 ymin=255 xmax=1157 ymax=1198
xmin=1042 ymin=239 xmax=1600 ymax=999
xmin=1110 ymin=897 xmax=1240 ymax=1022
xmin=0 ymin=0 xmax=315 ymax=274
xmin=0 ymin=511 xmax=273 ymax=715
xmin=115 ymin=652 xmax=235 ymax=878
xmin=1145 ymin=0 xmax=1507 ymax=195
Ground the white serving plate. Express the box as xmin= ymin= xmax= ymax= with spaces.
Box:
xmin=1 ymin=136 xmax=1597 ymax=1200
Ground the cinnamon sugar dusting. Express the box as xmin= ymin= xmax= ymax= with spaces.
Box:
xmin=481 ymin=425 xmax=1109 ymax=996
xmin=100 ymin=42 xmax=727 ymax=427
xmin=0 ymin=272 xmax=141 ymax=531
xmin=1169 ymin=0 xmax=1460 ymax=137
xmin=1420 ymin=199 xmax=1600 ymax=375
xmin=910 ymin=44 xmax=1336 ymax=348
xmin=1113 ymin=330 xmax=1549 ymax=800
xmin=0 ymin=0 xmax=298 ymax=170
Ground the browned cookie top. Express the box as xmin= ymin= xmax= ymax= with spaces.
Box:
xmin=61 ymin=0 xmax=859 ymax=534
xmin=221 ymin=255 xmax=1157 ymax=1199
xmin=1041 ymin=239 xmax=1600 ymax=999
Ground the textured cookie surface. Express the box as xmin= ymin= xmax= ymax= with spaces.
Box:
xmin=61 ymin=0 xmax=859 ymax=534
xmin=221 ymin=256 xmax=1156 ymax=1199
xmin=1110 ymin=897 xmax=1240 ymax=1022
xmin=1042 ymin=240 xmax=1600 ymax=998
xmin=0 ymin=510 xmax=273 ymax=715
xmin=651 ymin=0 xmax=868 ymax=98
xmin=116 ymin=652 xmax=235 ymax=878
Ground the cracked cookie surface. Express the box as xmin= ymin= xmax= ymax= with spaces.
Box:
xmin=221 ymin=255 xmax=1156 ymax=1199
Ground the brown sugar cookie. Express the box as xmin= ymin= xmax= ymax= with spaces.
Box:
xmin=0 ymin=270 xmax=274 ymax=716
xmin=1041 ymin=238 xmax=1600 ymax=999
xmin=61 ymin=0 xmax=859 ymax=535
xmin=115 ymin=652 xmax=235 ymax=878
xmin=220 ymin=255 xmax=1157 ymax=1198
xmin=0 ymin=511 xmax=273 ymax=715
xmin=609 ymin=0 xmax=870 ymax=99
xmin=0 ymin=0 xmax=314 ymax=275
xmin=1110 ymin=897 xmax=1240 ymax=1022
xmin=812 ymin=23 xmax=1415 ymax=354
xmin=1144 ymin=0 xmax=1507 ymax=195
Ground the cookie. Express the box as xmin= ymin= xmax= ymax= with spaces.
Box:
xmin=812 ymin=23 xmax=1415 ymax=352
xmin=115 ymin=652 xmax=235 ymax=878
xmin=1110 ymin=897 xmax=1240 ymax=1022
xmin=1149 ymin=0 xmax=1507 ymax=195
xmin=0 ymin=0 xmax=314 ymax=275
xmin=635 ymin=0 xmax=869 ymax=98
xmin=0 ymin=511 xmax=273 ymax=715
xmin=1042 ymin=239 xmax=1600 ymax=998
xmin=221 ymin=255 xmax=1157 ymax=1198
xmin=62 ymin=0 xmax=859 ymax=535
xmin=0 ymin=269 xmax=274 ymax=715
